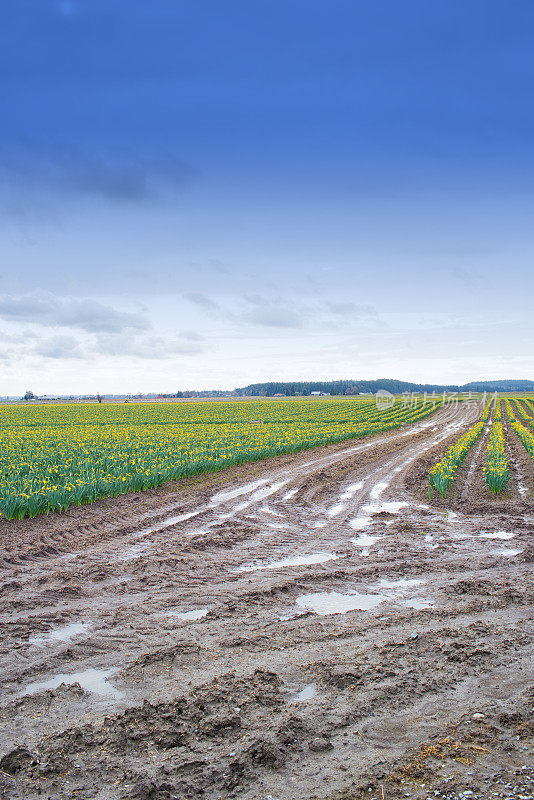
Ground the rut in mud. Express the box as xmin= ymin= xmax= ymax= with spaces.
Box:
xmin=0 ymin=401 xmax=532 ymax=800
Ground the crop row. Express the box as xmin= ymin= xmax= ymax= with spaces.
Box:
xmin=428 ymin=401 xmax=491 ymax=498
xmin=483 ymin=416 xmax=510 ymax=494
xmin=505 ymin=400 xmax=534 ymax=458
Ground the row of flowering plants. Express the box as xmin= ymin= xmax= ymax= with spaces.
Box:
xmin=483 ymin=410 xmax=510 ymax=494
xmin=505 ymin=400 xmax=534 ymax=458
xmin=428 ymin=401 xmax=492 ymax=498
xmin=513 ymin=399 xmax=532 ymax=421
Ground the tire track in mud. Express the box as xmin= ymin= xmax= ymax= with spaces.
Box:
xmin=459 ymin=413 xmax=493 ymax=500
xmin=0 ymin=399 xmax=532 ymax=800
xmin=502 ymin=412 xmax=532 ymax=501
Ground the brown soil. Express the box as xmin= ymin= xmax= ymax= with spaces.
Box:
xmin=0 ymin=402 xmax=532 ymax=800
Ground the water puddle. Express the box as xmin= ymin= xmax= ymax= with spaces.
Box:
xmin=239 ymin=552 xmax=339 ymax=572
xmin=480 ymin=531 xmax=515 ymax=540
xmin=23 ymin=668 xmax=123 ymax=698
xmin=136 ymin=480 xmax=287 ymax=540
xmin=29 ymin=622 xmax=90 ymax=647
xmin=340 ymin=481 xmax=363 ymax=500
xmin=371 ymin=578 xmax=432 ymax=610
xmin=326 ymin=503 xmax=345 ymax=518
xmin=449 ymin=530 xmax=473 ymax=539
xmin=491 ymin=548 xmax=522 ymax=557
xmin=293 ymin=579 xmax=432 ymax=616
xmin=159 ymin=608 xmax=209 ymax=621
xmin=282 ymin=488 xmax=299 ymax=501
xmin=518 ymin=483 xmax=529 ymax=497
xmin=136 ymin=509 xmax=202 ymax=538
xmin=210 ymin=479 xmax=269 ymax=504
xmin=261 ymin=506 xmax=284 ymax=517
xmin=349 ymin=516 xmax=373 ymax=531
xmin=289 ymin=683 xmax=317 ymax=702
xmin=349 ymin=500 xmax=408 ymax=531
xmin=362 ymin=501 xmax=409 ymax=515
xmin=249 ymin=481 xmax=287 ymax=502
xmin=295 ymin=590 xmax=388 ymax=615
xmin=350 ymin=532 xmax=383 ymax=547
xmin=230 ymin=482 xmax=288 ymax=513
xmin=369 ymin=482 xmax=389 ymax=500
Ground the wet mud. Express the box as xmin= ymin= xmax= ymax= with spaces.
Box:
xmin=0 ymin=402 xmax=532 ymax=799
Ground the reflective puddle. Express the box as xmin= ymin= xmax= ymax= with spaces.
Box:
xmin=480 ymin=531 xmax=515 ymax=540
xmin=294 ymin=578 xmax=430 ymax=616
xmin=210 ymin=479 xmax=269 ymax=504
xmin=29 ymin=622 xmax=90 ymax=647
xmin=326 ymin=503 xmax=346 ymax=518
xmin=282 ymin=488 xmax=299 ymax=501
xmin=23 ymin=668 xmax=123 ymax=698
xmin=369 ymin=482 xmax=389 ymax=500
xmin=349 ymin=501 xmax=409 ymax=530
xmin=362 ymin=501 xmax=409 ymax=514
xmin=340 ymin=481 xmax=363 ymax=500
xmin=239 ymin=552 xmax=339 ymax=572
xmin=491 ymin=548 xmax=522 ymax=557
xmin=136 ymin=510 xmax=201 ymax=538
xmin=261 ymin=506 xmax=284 ymax=517
xmin=289 ymin=683 xmax=317 ymax=702
xmin=349 ymin=516 xmax=373 ymax=531
xmin=351 ymin=532 xmax=383 ymax=547
xmin=295 ymin=590 xmax=388 ymax=615
xmin=135 ymin=480 xmax=288 ymax=540
xmin=159 ymin=608 xmax=209 ymax=621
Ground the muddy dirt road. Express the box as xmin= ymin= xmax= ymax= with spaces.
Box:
xmin=0 ymin=402 xmax=532 ymax=800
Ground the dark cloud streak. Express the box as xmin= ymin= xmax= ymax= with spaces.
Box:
xmin=1 ymin=145 xmax=196 ymax=204
xmin=0 ymin=291 xmax=149 ymax=333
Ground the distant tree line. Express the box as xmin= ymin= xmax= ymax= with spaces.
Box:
xmin=234 ymin=378 xmax=534 ymax=397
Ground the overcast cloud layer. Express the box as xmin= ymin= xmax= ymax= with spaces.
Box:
xmin=1 ymin=1 xmax=533 ymax=394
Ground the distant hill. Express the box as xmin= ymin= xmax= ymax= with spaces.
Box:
xmin=234 ymin=378 xmax=534 ymax=396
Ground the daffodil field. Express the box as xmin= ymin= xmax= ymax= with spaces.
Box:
xmin=506 ymin=399 xmax=534 ymax=458
xmin=428 ymin=396 xmax=534 ymax=499
xmin=0 ymin=396 xmax=441 ymax=520
xmin=428 ymin=401 xmax=491 ymax=498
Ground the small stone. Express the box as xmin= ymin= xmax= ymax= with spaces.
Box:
xmin=472 ymin=713 xmax=485 ymax=720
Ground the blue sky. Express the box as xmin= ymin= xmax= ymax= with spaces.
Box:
xmin=1 ymin=1 xmax=533 ymax=393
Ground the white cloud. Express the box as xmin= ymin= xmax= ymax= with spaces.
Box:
xmin=0 ymin=291 xmax=149 ymax=333
xmin=95 ymin=333 xmax=204 ymax=359
xmin=34 ymin=335 xmax=84 ymax=359
xmin=183 ymin=292 xmax=221 ymax=313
